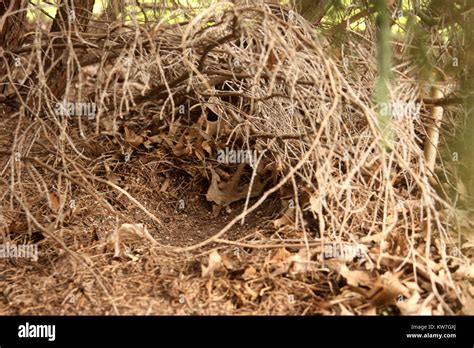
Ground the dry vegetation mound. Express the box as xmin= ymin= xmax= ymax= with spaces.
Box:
xmin=0 ymin=1 xmax=471 ymax=315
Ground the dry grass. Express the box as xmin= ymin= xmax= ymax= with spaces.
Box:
xmin=0 ymin=1 xmax=472 ymax=315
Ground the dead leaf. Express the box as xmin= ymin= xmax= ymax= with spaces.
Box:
xmin=172 ymin=133 xmax=191 ymax=157
xmin=242 ymin=266 xmax=258 ymax=280
xmin=48 ymin=191 xmax=60 ymax=212
xmin=206 ymin=164 xmax=270 ymax=208
xmin=288 ymin=248 xmax=312 ymax=274
xmin=266 ymin=48 xmax=278 ymax=71
xmin=201 ymin=250 xmax=224 ymax=277
xmin=368 ymin=271 xmax=411 ymax=307
xmin=160 ymin=177 xmax=171 ymax=193
xmin=461 ymin=283 xmax=474 ymax=315
xmin=124 ymin=126 xmax=145 ymax=147
xmin=221 ymin=252 xmax=236 ymax=270
xmin=273 ymin=207 xmax=295 ymax=229
xmin=462 ymin=241 xmax=474 ymax=249
xmin=244 ymin=282 xmax=259 ymax=299
xmin=108 ymin=223 xmax=158 ymax=258
xmin=106 ymin=173 xmax=122 ymax=185
xmin=201 ymin=140 xmax=213 ymax=155
xmin=340 ymin=265 xmax=373 ymax=288
xmin=270 ymin=248 xmax=303 ymax=276
xmin=453 ymin=263 xmax=474 ymax=280
xmin=147 ymin=134 xmax=163 ymax=144
xmin=271 ymin=248 xmax=291 ymax=263
xmin=338 ymin=303 xmax=355 ymax=316
xmin=360 ymin=231 xmax=385 ymax=244
xmin=64 ymin=200 xmax=80 ymax=220
xmin=397 ymin=292 xmax=433 ymax=315
xmin=380 ymin=271 xmax=411 ymax=298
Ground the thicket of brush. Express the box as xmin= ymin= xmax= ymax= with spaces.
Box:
xmin=0 ymin=0 xmax=472 ymax=315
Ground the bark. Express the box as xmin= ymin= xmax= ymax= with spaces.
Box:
xmin=46 ymin=0 xmax=95 ymax=99
xmin=0 ymin=0 xmax=27 ymax=94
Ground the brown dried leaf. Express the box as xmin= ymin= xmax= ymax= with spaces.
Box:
xmin=124 ymin=126 xmax=144 ymax=147
xmin=48 ymin=191 xmax=60 ymax=212
xmin=397 ymin=292 xmax=434 ymax=315
xmin=108 ymin=223 xmax=157 ymax=258
xmin=201 ymin=250 xmax=223 ymax=277
xmin=288 ymin=248 xmax=312 ymax=274
xmin=206 ymin=164 xmax=270 ymax=208
xmin=64 ymin=201 xmax=80 ymax=220
xmin=340 ymin=265 xmax=373 ymax=288
xmin=273 ymin=207 xmax=295 ymax=229
xmin=453 ymin=263 xmax=474 ymax=280
xmin=201 ymin=140 xmax=213 ymax=155
xmin=271 ymin=248 xmax=291 ymax=263
xmin=369 ymin=271 xmax=411 ymax=307
xmin=242 ymin=265 xmax=258 ymax=280
xmin=160 ymin=178 xmax=171 ymax=193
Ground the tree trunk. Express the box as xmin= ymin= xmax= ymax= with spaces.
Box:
xmin=46 ymin=0 xmax=95 ymax=99
xmin=0 ymin=0 xmax=27 ymax=94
